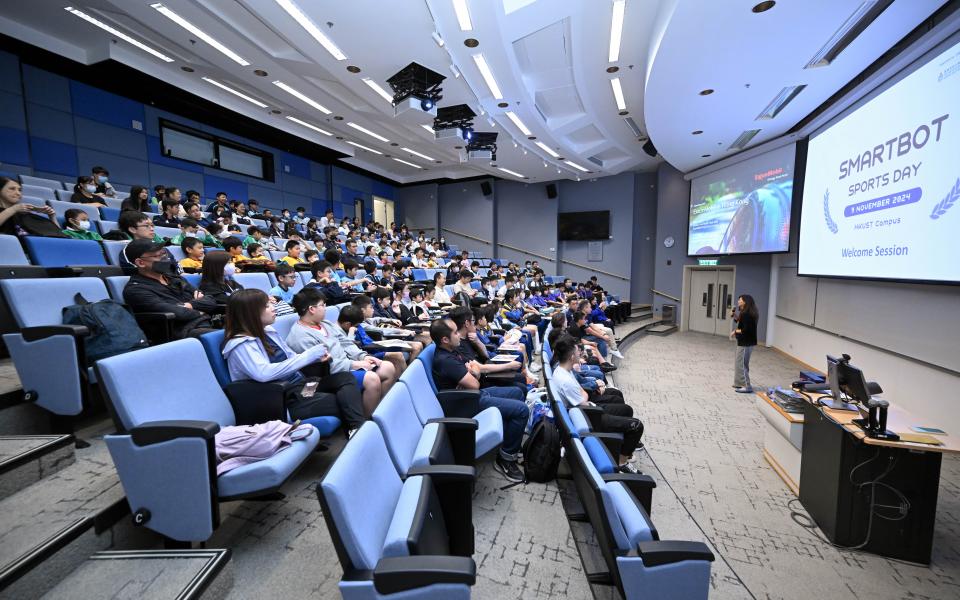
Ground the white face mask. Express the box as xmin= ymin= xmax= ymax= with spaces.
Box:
xmin=218 ymin=230 xmax=231 ymax=239
xmin=224 ymin=263 xmax=237 ymax=278
xmin=76 ymin=220 xmax=91 ymax=231
xmin=84 ymin=184 xmax=97 ymax=194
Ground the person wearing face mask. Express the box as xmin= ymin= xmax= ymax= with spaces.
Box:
xmin=61 ymin=208 xmax=102 ymax=241
xmin=294 ymin=206 xmax=309 ymax=225
xmin=91 ymin=166 xmax=115 ymax=197
xmin=170 ymin=218 xmax=221 ymax=248
xmin=122 ymin=240 xmax=219 ymax=339
xmin=198 ymin=251 xmax=244 ymax=308
xmin=121 ymin=186 xmax=152 ymax=213
xmin=118 ymin=211 xmax=175 ymax=274
xmin=70 ymin=176 xmax=107 ymax=207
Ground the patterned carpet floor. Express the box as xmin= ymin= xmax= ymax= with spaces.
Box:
xmin=617 ymin=331 xmax=960 ymax=600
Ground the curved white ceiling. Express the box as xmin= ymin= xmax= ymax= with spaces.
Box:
xmin=0 ymin=0 xmax=662 ymax=184
xmin=644 ymin=0 xmax=948 ymax=173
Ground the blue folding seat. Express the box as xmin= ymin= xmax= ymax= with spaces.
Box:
xmin=97 ymin=338 xmax=320 ymax=542
xmin=372 ymin=381 xmax=476 ymax=477
xmin=23 ymin=237 xmax=106 ymax=267
xmin=298 ymin=271 xmax=313 ymax=287
xmin=183 ymin=273 xmax=201 ymax=287
xmin=166 ymin=246 xmax=186 ymax=262
xmin=0 ymin=234 xmax=30 ymax=265
xmin=567 ymin=437 xmax=714 ymax=599
xmin=267 ymin=250 xmax=286 ymax=263
xmin=412 ymin=268 xmax=428 ymax=281
xmin=103 ymin=197 xmax=124 ymax=210
xmin=102 ymin=241 xmax=128 ymax=268
xmin=18 ymin=174 xmax=65 ymax=190
xmin=232 ymin=272 xmax=272 ymax=294
xmin=197 ymin=319 xmax=340 ymax=437
xmin=47 ymin=198 xmax=100 ymax=222
xmin=100 ymin=206 xmax=120 ymax=221
xmin=154 ymin=225 xmax=180 ymax=239
xmin=319 ymin=422 xmax=476 ymax=600
xmin=97 ymin=220 xmax=118 ymax=235
xmin=0 ymin=277 xmax=111 ymax=416
xmin=20 ymin=184 xmax=57 ymax=201
xmin=402 ymin=357 xmax=502 ymax=458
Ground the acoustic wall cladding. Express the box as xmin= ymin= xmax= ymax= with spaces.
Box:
xmin=0 ymin=51 xmax=394 ymax=220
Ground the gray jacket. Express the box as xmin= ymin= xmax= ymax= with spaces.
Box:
xmin=286 ymin=320 xmax=366 ymax=374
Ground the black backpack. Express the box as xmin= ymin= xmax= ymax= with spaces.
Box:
xmin=522 ymin=419 xmax=562 ymax=483
xmin=62 ymin=294 xmax=149 ymax=365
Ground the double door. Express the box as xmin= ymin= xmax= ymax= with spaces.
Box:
xmin=688 ymin=268 xmax=735 ymax=336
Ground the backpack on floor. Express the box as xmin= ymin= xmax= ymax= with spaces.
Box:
xmin=62 ymin=293 xmax=149 ymax=364
xmin=522 ymin=418 xmax=561 ymax=483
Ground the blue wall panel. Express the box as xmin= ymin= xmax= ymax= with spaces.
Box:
xmin=280 ymin=152 xmax=310 ymax=179
xmin=311 ymin=198 xmax=329 ymax=216
xmin=0 ymin=92 xmax=26 ymax=130
xmin=69 ymin=81 xmax=144 ymax=130
xmin=309 ymin=161 xmax=328 ymax=183
xmin=0 ymin=128 xmax=30 ymax=166
xmin=75 ymin=118 xmax=147 ymax=160
xmin=76 ymin=147 xmax=150 ymax=187
xmin=0 ymin=51 xmax=21 ymax=94
xmin=203 ymin=174 xmax=248 ymax=203
xmin=281 ymin=173 xmax=311 ymax=196
xmin=21 ymin=66 xmax=70 ymax=112
xmin=29 ymin=137 xmax=76 ymax=177
xmin=23 ymin=103 xmax=73 ymax=143
xmin=248 ymin=184 xmax=283 ymax=209
xmin=372 ymin=180 xmax=395 ymax=200
xmin=333 ymin=167 xmax=373 ymax=193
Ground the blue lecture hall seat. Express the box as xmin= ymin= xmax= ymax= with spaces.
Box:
xmin=18 ymin=174 xmax=66 ymax=190
xmin=23 ymin=237 xmax=107 ymax=267
xmin=318 ymin=422 xmax=477 ymax=599
xmin=20 ymin=184 xmax=57 ymax=201
xmin=97 ymin=338 xmax=320 ymax=542
xmin=47 ymin=199 xmax=100 ymax=222
xmin=0 ymin=234 xmax=31 ymax=266
xmin=232 ymin=272 xmax=273 ymax=294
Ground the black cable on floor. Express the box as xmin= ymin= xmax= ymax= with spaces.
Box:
xmin=640 ymin=447 xmax=758 ymax=600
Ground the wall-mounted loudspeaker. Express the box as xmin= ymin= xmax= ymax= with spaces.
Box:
xmin=642 ymin=140 xmax=658 ymax=157
xmin=546 ymin=183 xmax=558 ymax=199
xmin=480 ymin=181 xmax=493 ymax=196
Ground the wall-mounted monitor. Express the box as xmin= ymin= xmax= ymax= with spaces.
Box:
xmin=798 ymin=37 xmax=960 ymax=284
xmin=687 ymin=143 xmax=795 ymax=256
xmin=558 ymin=211 xmax=610 ymax=241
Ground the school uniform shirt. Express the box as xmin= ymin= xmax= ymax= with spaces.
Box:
xmin=69 ymin=192 xmax=102 ymax=205
xmin=432 ymin=347 xmax=470 ymax=391
xmin=279 ymin=255 xmax=305 ymax=268
xmin=153 ymin=214 xmax=180 ymax=228
xmin=553 ymin=366 xmax=587 ymax=407
xmin=62 ymin=227 xmax=102 ymax=241
xmin=179 ymin=257 xmax=203 ymax=271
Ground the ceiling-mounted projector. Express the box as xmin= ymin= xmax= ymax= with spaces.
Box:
xmin=432 ymin=104 xmax=476 ymax=140
xmin=467 ymin=132 xmax=498 ymax=161
xmin=386 ymin=62 xmax=445 ymax=116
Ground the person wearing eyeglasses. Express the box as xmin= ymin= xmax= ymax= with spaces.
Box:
xmin=117 ymin=210 xmax=176 ymax=274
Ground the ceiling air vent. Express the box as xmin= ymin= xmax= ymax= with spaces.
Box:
xmin=728 ymin=129 xmax=761 ymax=151
xmin=804 ymin=0 xmax=894 ymax=69
xmin=623 ymin=116 xmax=642 ymax=137
xmin=756 ymin=85 xmax=806 ymax=120
xmin=588 ymin=156 xmax=604 ymax=167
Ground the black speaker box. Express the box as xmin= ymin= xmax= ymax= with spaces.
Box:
xmin=480 ymin=181 xmax=493 ymax=196
xmin=546 ymin=183 xmax=558 ymax=199
xmin=642 ymin=140 xmax=658 ymax=157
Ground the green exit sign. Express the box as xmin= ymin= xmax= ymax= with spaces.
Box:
xmin=698 ymin=259 xmax=719 ymax=266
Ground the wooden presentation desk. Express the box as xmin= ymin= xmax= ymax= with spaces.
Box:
xmin=755 ymin=391 xmax=804 ymax=495
xmin=794 ymin=392 xmax=957 ymax=564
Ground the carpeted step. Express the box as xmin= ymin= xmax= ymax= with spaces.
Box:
xmin=0 ymin=434 xmax=74 ymax=501
xmin=646 ymin=323 xmax=678 ymax=336
xmin=39 ymin=549 xmax=232 ymax=600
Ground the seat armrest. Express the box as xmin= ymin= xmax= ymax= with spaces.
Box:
xmin=435 ymin=390 xmax=481 ymax=419
xmin=602 ymin=473 xmax=656 ymax=514
xmin=21 ymin=324 xmax=90 ymax=342
xmin=43 ymin=266 xmax=84 ymax=278
xmin=132 ymin=312 xmax=175 ymax=344
xmin=406 ymin=465 xmax=476 ymax=557
xmin=634 ymin=541 xmax=715 ymax=567
xmin=428 ymin=418 xmax=478 ymax=466
xmin=426 ymin=417 xmax=479 ymax=431
xmin=130 ymin=420 xmax=220 ymax=446
xmin=373 ymin=556 xmax=476 ymax=595
xmin=224 ymin=381 xmax=286 ymax=425
xmin=406 ymin=464 xmax=476 ymax=482
xmin=577 ymin=404 xmax=605 ymax=429
xmin=581 ymin=431 xmax=624 ymax=458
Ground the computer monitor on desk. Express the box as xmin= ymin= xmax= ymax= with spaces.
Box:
xmin=822 ymin=354 xmax=861 ymax=411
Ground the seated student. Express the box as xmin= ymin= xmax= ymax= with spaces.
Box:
xmin=221 ymin=289 xmax=364 ymax=434
xmin=149 ymin=185 xmax=165 ymax=207
xmin=121 ymin=186 xmax=152 ymax=213
xmin=61 ymin=208 xmax=102 ymax=241
xmin=500 ymin=289 xmax=539 ymax=355
xmin=243 ymin=225 xmax=275 ymax=250
xmin=91 ymin=166 xmax=116 ymax=197
xmin=552 ymin=335 xmax=643 ymax=471
xmin=70 ymin=176 xmax=107 ymax=207
xmin=430 ymin=318 xmax=528 ymax=483
xmin=183 ymin=202 xmax=213 ymax=229
xmin=449 ymin=306 xmax=532 ymax=392
xmin=287 ymin=290 xmax=396 ymax=417
xmin=379 ymin=263 xmax=397 ymax=286
xmin=179 ymin=237 xmax=205 ymax=272
xmin=341 ymin=258 xmax=374 ymax=293
xmin=244 ymin=242 xmax=275 ymax=268
xmin=122 ymin=239 xmax=218 ymax=339
xmin=579 ymin=298 xmax=622 ymax=358
xmin=279 ymin=240 xmax=305 ymax=268
xmin=567 ymin=310 xmax=616 ymax=371
xmin=205 ymin=191 xmax=231 ymax=216
xmin=306 ymin=260 xmax=353 ymax=305
xmin=432 ymin=272 xmax=452 ymax=306
xmin=170 ymin=218 xmax=221 ymax=248
xmin=452 ymin=269 xmax=482 ymax=305
xmin=117 ymin=211 xmax=175 ymax=273
xmin=221 ymin=237 xmax=248 ymax=269
xmin=153 ymin=199 xmax=181 ymax=228
xmin=269 ymin=264 xmax=299 ymax=304
xmin=351 ymin=294 xmax=415 ymax=370
xmin=198 ymin=250 xmax=243 ymax=307
xmin=267 ymin=217 xmax=284 ymax=238
xmin=304 ymin=249 xmax=319 ymax=264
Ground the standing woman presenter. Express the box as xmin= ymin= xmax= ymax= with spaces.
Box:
xmin=730 ymin=294 xmax=758 ymax=393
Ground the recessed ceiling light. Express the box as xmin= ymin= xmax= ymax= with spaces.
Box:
xmin=464 ymin=38 xmax=479 ymax=48
xmin=803 ymin=0 xmax=893 ymax=69
xmin=202 ymin=77 xmax=268 ymax=108
xmin=452 ymin=0 xmax=473 ymax=31
xmin=347 ymin=121 xmax=390 ymax=142
xmin=535 ymin=141 xmax=559 ymax=158
xmin=275 ymin=0 xmax=347 ymax=60
xmin=472 ymin=54 xmax=503 ymax=99
xmin=564 ymin=160 xmax=589 ymax=172
xmin=333 ymin=116 xmax=344 ymax=120
xmin=347 ymin=65 xmax=361 ymax=73
xmin=752 ymin=1 xmax=776 ymax=13
xmin=699 ymin=88 xmax=714 ymax=95
xmin=498 ymin=167 xmax=525 ymax=178
xmin=64 ymin=7 xmax=174 ymax=62
xmin=454 ymin=146 xmax=463 ymax=149
xmin=390 ymin=142 xmax=399 ymax=146
xmin=756 ymin=84 xmax=806 ymax=120
xmin=272 ymin=80 xmax=332 ymax=114
xmin=254 ymin=69 xmax=269 ymax=77
xmin=527 ymin=136 xmax=536 ymax=140
xmin=401 ymin=147 xmax=435 ymax=161
xmin=692 ymin=130 xmax=703 ymax=135
xmin=497 ymin=102 xmax=509 ymax=108
xmin=361 ymin=78 xmax=394 ymax=104
xmin=504 ymin=111 xmax=531 ymax=136
xmin=435 ymin=160 xmax=442 ymax=163
xmin=610 ymin=77 xmax=626 ymax=110
xmin=701 ymin=154 xmax=711 ymax=158
xmin=271 ymin=109 xmax=282 ymax=114
xmin=618 ymin=110 xmax=629 ymax=116
xmin=608 ymin=0 xmax=625 ymax=62
xmin=606 ymin=66 xmax=619 ymax=73
xmin=347 ymin=140 xmax=382 ymax=154
xmin=150 ymin=3 xmax=249 ymax=66
xmin=181 ymin=66 xmax=195 ymax=72
xmin=286 ymin=115 xmax=332 ymax=136
xmin=335 ymin=136 xmax=343 ymax=140
xmin=393 ymin=157 xmax=423 ymax=169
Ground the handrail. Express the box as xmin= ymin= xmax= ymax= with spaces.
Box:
xmin=559 ymin=259 xmax=629 ymax=281
xmin=651 ymin=288 xmax=680 ymax=302
xmin=495 ymin=241 xmax=555 ymax=262
xmin=441 ymin=227 xmax=492 ymax=245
